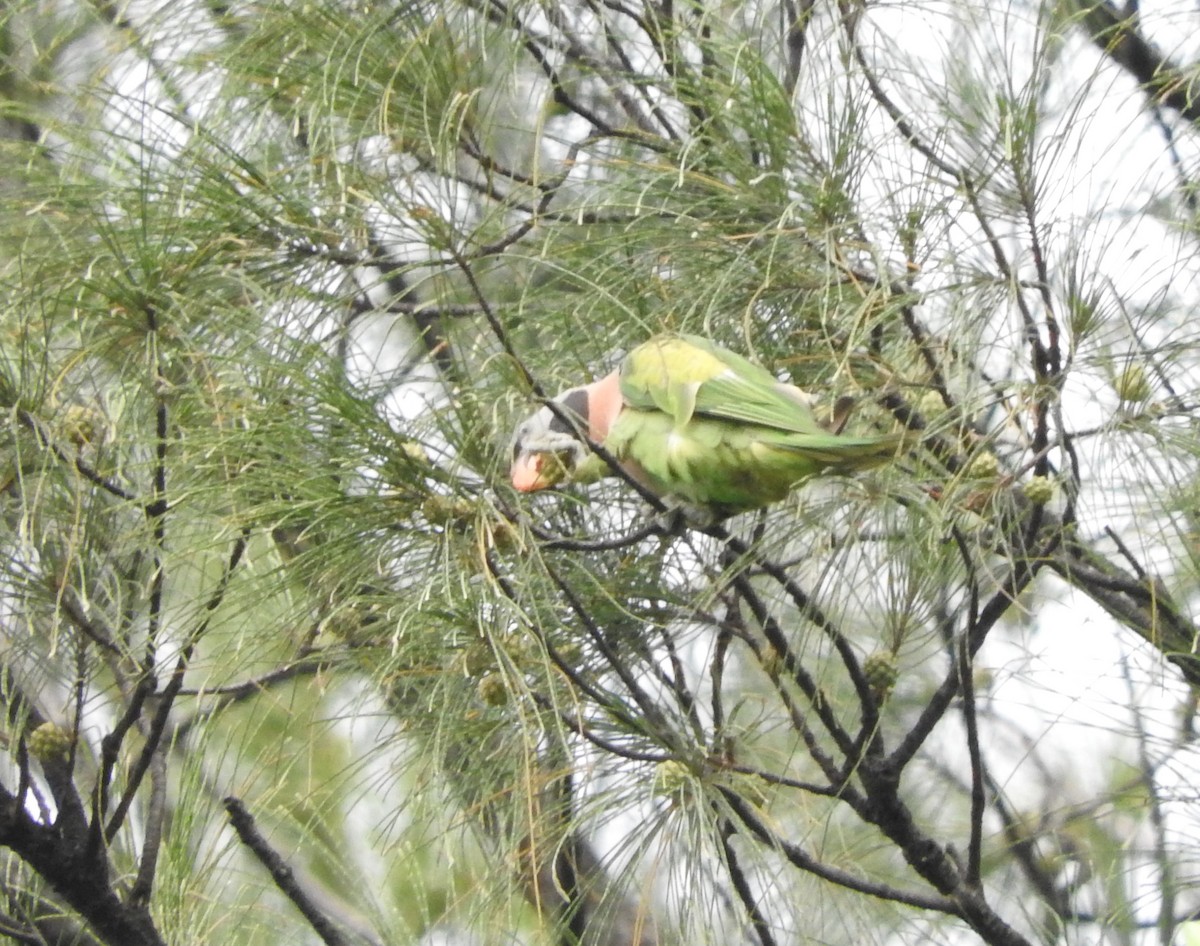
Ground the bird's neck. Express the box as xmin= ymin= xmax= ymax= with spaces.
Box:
xmin=588 ymin=370 xmax=623 ymax=441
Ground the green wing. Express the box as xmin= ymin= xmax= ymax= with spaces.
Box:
xmin=619 ymin=334 xmax=826 ymax=434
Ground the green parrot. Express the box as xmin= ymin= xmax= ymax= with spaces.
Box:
xmin=510 ymin=334 xmax=907 ymax=517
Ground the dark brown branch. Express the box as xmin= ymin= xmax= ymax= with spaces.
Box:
xmin=709 ymin=621 xmax=731 ymax=751
xmin=0 ymin=785 xmax=164 ymax=946
xmin=531 ymin=518 xmax=664 ymax=551
xmin=725 ymin=569 xmax=858 ymax=759
xmin=889 ymin=531 xmax=1055 ymax=772
xmin=1049 ymin=538 xmax=1200 ymax=685
xmin=726 ymin=609 xmax=851 ymax=791
xmin=12 ymin=408 xmax=136 ymax=503
xmin=717 ymin=786 xmax=961 ymax=914
xmin=110 ymin=533 xmax=250 ymax=853
xmin=527 ymin=691 xmax=671 ymax=763
xmin=176 ymin=654 xmax=329 ymax=699
xmin=0 ymin=898 xmax=105 ymax=946
xmin=853 ymin=753 xmax=1034 ymax=946
xmin=717 ymin=814 xmax=779 ymax=946
xmin=582 ymin=0 xmax=685 ymax=140
xmin=477 ymin=0 xmax=622 ymax=137
xmin=1121 ymin=657 xmax=1176 ymax=943
xmin=958 ymin=632 xmax=985 ymax=889
xmin=781 ymin=0 xmax=816 ymax=95
xmin=89 ymin=301 xmax=175 ymax=858
xmin=544 ymin=561 xmax=683 ymax=742
xmin=1076 ymin=1 xmax=1200 ymax=127
xmin=714 ymin=529 xmax=881 ymax=741
xmin=223 ymin=797 xmax=351 ymax=946
xmin=983 ymin=765 xmax=1072 ymax=919
xmin=719 ymin=761 xmax=842 ymax=798
xmin=55 ymin=590 xmax=123 ymax=655
xmin=483 ymin=551 xmax=673 ymax=758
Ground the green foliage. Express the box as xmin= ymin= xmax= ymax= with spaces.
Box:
xmin=0 ymin=0 xmax=1197 ymax=944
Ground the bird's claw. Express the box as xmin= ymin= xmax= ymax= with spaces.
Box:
xmin=518 ymin=431 xmax=586 ymax=459
xmin=649 ymin=499 xmax=719 ymax=535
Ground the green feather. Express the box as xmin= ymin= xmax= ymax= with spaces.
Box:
xmin=609 ymin=334 xmax=905 ymax=514
xmin=620 ymin=334 xmax=827 ymax=434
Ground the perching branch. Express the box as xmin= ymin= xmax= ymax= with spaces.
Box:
xmin=223 ymin=797 xmax=356 ymax=946
xmin=1075 ymin=1 xmax=1200 ymax=128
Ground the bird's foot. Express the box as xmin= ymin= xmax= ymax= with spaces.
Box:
xmin=649 ymin=500 xmax=719 ymax=535
xmin=519 ymin=431 xmax=589 ymax=462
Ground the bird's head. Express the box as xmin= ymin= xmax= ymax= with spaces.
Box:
xmin=509 ymin=387 xmax=592 ymax=492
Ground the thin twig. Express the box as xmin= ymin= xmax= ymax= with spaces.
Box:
xmin=959 ymin=631 xmax=984 ymax=889
xmin=114 ymin=531 xmax=249 ymax=884
xmin=726 ymin=569 xmax=857 ymax=758
xmin=717 ymin=814 xmax=779 ymax=946
xmin=717 ymin=786 xmax=960 ymax=914
xmin=544 ymin=561 xmax=681 ymax=742
xmin=223 ymin=797 xmax=352 ymax=946
xmin=1121 ymin=656 xmax=1175 ymax=946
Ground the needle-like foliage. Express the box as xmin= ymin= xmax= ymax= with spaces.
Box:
xmin=0 ymin=0 xmax=1197 ymax=944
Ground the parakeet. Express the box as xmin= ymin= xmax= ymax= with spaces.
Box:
xmin=510 ymin=334 xmax=907 ymax=517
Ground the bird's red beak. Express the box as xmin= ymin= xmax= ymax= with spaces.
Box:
xmin=510 ymin=452 xmax=553 ymax=492
xmin=512 ymin=451 xmax=573 ymax=492
xmin=511 ymin=453 xmax=546 ymax=492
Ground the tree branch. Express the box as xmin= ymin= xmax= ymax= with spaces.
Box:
xmin=223 ymin=797 xmax=354 ymax=946
xmin=1076 ymin=1 xmax=1200 ymax=127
